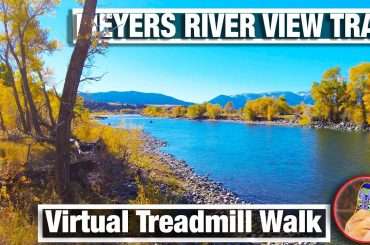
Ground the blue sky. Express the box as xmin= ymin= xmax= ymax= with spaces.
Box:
xmin=43 ymin=0 xmax=370 ymax=103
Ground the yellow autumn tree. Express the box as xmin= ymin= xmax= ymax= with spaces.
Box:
xmin=311 ymin=67 xmax=347 ymax=122
xmin=206 ymin=103 xmax=222 ymax=119
xmin=170 ymin=106 xmax=187 ymax=118
xmin=186 ymin=104 xmax=206 ymax=119
xmin=223 ymin=101 xmax=234 ymax=114
xmin=347 ymin=63 xmax=370 ymax=126
xmin=0 ymin=0 xmax=60 ymax=137
xmin=143 ymin=106 xmax=166 ymax=117
xmin=0 ymin=82 xmax=17 ymax=132
xmin=242 ymin=97 xmax=290 ymax=121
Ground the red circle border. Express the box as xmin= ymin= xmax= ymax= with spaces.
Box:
xmin=332 ymin=175 xmax=370 ymax=244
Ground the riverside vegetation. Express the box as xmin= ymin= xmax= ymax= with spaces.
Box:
xmin=0 ymin=0 xmax=101 ymax=243
xmin=143 ymin=66 xmax=370 ymax=132
xmin=0 ymin=1 xmax=241 ymax=244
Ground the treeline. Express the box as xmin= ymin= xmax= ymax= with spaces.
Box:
xmin=144 ymin=103 xmax=224 ymax=119
xmin=310 ymin=66 xmax=370 ymax=126
xmin=143 ymin=97 xmax=294 ymax=121
xmin=242 ymin=65 xmax=370 ymax=126
xmin=143 ymin=64 xmax=370 ymax=127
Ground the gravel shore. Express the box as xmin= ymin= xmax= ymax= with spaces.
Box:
xmin=141 ymin=133 xmax=244 ymax=204
xmin=310 ymin=121 xmax=370 ymax=132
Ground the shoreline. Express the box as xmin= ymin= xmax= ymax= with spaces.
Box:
xmin=141 ymin=133 xmax=244 ymax=204
xmin=97 ymin=112 xmax=370 ymax=133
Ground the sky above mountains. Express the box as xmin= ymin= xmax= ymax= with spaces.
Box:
xmin=42 ymin=0 xmax=370 ymax=103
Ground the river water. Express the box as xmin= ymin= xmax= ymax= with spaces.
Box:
xmin=102 ymin=114 xmax=370 ymax=205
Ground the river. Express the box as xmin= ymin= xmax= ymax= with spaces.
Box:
xmin=101 ymin=114 xmax=370 ymax=205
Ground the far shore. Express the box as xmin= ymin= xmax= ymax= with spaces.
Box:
xmin=93 ymin=112 xmax=370 ymax=133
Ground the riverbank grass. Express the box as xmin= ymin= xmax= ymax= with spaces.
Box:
xmin=0 ymin=119 xmax=188 ymax=243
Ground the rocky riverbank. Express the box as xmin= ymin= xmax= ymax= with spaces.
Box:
xmin=141 ymin=133 xmax=244 ymax=204
xmin=208 ymin=117 xmax=370 ymax=133
xmin=140 ymin=113 xmax=370 ymax=133
xmin=310 ymin=121 xmax=370 ymax=132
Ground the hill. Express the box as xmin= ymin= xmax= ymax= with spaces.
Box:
xmin=209 ymin=91 xmax=313 ymax=109
xmin=80 ymin=91 xmax=313 ymax=109
xmin=80 ymin=91 xmax=192 ymax=106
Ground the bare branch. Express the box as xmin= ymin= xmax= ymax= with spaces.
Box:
xmin=80 ymin=72 xmax=107 ymax=83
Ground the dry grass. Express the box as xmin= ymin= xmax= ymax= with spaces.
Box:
xmin=0 ymin=118 xmax=186 ymax=243
xmin=0 ymin=207 xmax=37 ymax=245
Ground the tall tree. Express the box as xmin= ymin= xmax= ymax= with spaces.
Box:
xmin=311 ymin=67 xmax=347 ymax=122
xmin=348 ymin=63 xmax=370 ymax=126
xmin=206 ymin=103 xmax=222 ymax=119
xmin=0 ymin=108 xmax=6 ymax=132
xmin=55 ymin=0 xmax=97 ymax=200
xmin=0 ymin=0 xmax=58 ymax=137
xmin=224 ymin=101 xmax=234 ymax=113
xmin=242 ymin=97 xmax=282 ymax=121
xmin=0 ymin=49 xmax=29 ymax=133
xmin=37 ymin=70 xmax=56 ymax=128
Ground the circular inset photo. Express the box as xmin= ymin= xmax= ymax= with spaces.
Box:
xmin=333 ymin=176 xmax=370 ymax=244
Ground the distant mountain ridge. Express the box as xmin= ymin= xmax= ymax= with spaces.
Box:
xmin=80 ymin=90 xmax=313 ymax=109
xmin=80 ymin=91 xmax=192 ymax=106
xmin=209 ymin=91 xmax=313 ymax=109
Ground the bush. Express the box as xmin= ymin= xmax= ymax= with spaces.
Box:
xmin=299 ymin=115 xmax=311 ymax=126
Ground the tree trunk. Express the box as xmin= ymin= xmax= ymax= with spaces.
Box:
xmin=0 ymin=110 xmax=6 ymax=132
xmin=20 ymin=82 xmax=32 ymax=132
xmin=328 ymin=106 xmax=334 ymax=122
xmin=4 ymin=61 xmax=29 ymax=133
xmin=2 ymin=1 xmax=43 ymax=137
xmin=360 ymin=99 xmax=368 ymax=126
xmin=55 ymin=0 xmax=97 ymax=201
xmin=19 ymin=38 xmax=44 ymax=137
xmin=38 ymin=71 xmax=56 ymax=128
xmin=7 ymin=39 xmax=43 ymax=137
xmin=1 ymin=4 xmax=36 ymax=135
